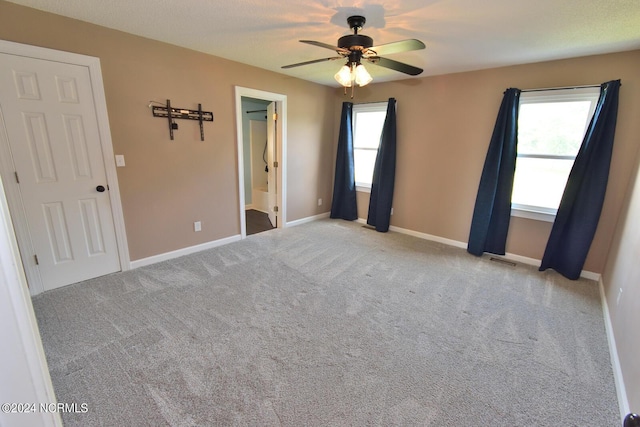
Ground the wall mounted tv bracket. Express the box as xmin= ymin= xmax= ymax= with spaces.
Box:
xmin=152 ymin=99 xmax=213 ymax=141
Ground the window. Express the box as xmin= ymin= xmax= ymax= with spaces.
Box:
xmin=353 ymin=102 xmax=388 ymax=191
xmin=511 ymin=88 xmax=600 ymax=221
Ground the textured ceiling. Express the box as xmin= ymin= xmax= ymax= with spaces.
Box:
xmin=6 ymin=0 xmax=640 ymax=87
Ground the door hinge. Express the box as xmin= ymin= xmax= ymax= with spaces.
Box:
xmin=273 ymin=161 xmax=278 ymax=168
xmin=34 ymin=254 xmax=39 ymax=265
xmin=273 ymin=206 xmax=279 ymax=213
xmin=15 ymin=171 xmax=19 ymax=183
xmin=273 ymin=113 xmax=278 ymax=121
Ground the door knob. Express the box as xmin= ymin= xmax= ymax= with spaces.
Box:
xmin=96 ymin=185 xmax=106 ymax=192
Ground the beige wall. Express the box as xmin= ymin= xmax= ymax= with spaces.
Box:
xmin=603 ymin=154 xmax=640 ymax=413
xmin=344 ymin=50 xmax=640 ymax=275
xmin=0 ymin=1 xmax=336 ymax=261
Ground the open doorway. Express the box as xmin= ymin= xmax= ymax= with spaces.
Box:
xmin=234 ymin=87 xmax=287 ymax=238
xmin=244 ymin=101 xmax=273 ymax=235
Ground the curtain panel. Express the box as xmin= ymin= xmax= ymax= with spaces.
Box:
xmin=467 ymin=88 xmax=521 ymax=256
xmin=330 ymin=102 xmax=358 ymax=220
xmin=367 ymin=98 xmax=397 ymax=232
xmin=539 ymin=79 xmax=621 ymax=279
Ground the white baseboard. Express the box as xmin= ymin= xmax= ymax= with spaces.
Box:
xmin=500 ymin=251 xmax=599 ymax=281
xmin=131 ymin=215 xmax=600 ymax=280
xmin=248 ymin=207 xmax=269 ymax=214
xmin=388 ymin=223 xmax=467 ymax=250
xmin=599 ymin=278 xmax=630 ymax=422
xmin=358 ymin=219 xmax=600 ymax=281
xmin=245 ymin=204 xmax=270 ymax=214
xmin=130 ymin=235 xmax=242 ymax=269
xmin=131 ymin=211 xmax=333 ymax=269
xmin=286 ymin=212 xmax=330 ymax=227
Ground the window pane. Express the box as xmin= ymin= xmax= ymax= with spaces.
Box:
xmin=354 ymin=148 xmax=378 ymax=185
xmin=518 ymin=101 xmax=592 ymax=156
xmin=512 ymin=157 xmax=574 ymax=209
xmin=354 ymin=111 xmax=386 ymax=149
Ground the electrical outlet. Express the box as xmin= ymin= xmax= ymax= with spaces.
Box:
xmin=391 ymin=207 xmax=394 ymax=215
xmin=318 ymin=198 xmax=322 ymax=206
xmin=194 ymin=221 xmax=201 ymax=232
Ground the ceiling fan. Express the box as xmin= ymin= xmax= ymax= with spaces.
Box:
xmin=282 ymin=15 xmax=425 ymax=95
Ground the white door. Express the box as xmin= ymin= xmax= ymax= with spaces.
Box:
xmin=0 ymin=53 xmax=121 ymax=291
xmin=266 ymin=102 xmax=277 ymax=227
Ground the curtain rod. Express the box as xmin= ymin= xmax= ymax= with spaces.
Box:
xmin=521 ymin=84 xmax=601 ymax=93
xmin=352 ymin=100 xmax=391 ymax=105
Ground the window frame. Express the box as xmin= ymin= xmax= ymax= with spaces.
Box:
xmin=511 ymin=87 xmax=600 ymax=222
xmin=352 ymin=101 xmax=388 ymax=192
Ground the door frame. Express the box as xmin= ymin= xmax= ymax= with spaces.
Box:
xmin=234 ymin=87 xmax=287 ymax=238
xmin=1 ymin=171 xmax=61 ymax=426
xmin=0 ymin=40 xmax=130 ymax=296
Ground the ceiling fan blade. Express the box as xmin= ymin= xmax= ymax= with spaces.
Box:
xmin=368 ymin=39 xmax=425 ymax=56
xmin=282 ymin=56 xmax=343 ymax=69
xmin=367 ymin=56 xmax=423 ymax=76
xmin=300 ymin=40 xmax=348 ymax=54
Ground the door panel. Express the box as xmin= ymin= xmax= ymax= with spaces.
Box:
xmin=64 ymin=114 xmax=93 ymax=179
xmin=0 ymin=53 xmax=120 ymax=291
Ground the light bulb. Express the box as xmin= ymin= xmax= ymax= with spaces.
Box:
xmin=334 ymin=64 xmax=353 ymax=87
xmin=354 ymin=64 xmax=372 ymax=87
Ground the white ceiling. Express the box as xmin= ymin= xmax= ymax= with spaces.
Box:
xmin=7 ymin=0 xmax=640 ymax=87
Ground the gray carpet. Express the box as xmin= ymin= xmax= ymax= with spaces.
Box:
xmin=32 ymin=219 xmax=620 ymax=426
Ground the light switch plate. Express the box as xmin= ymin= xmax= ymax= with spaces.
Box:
xmin=115 ymin=155 xmax=125 ymax=167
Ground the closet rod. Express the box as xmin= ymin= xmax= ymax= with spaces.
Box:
xmin=246 ymin=109 xmax=267 ymax=114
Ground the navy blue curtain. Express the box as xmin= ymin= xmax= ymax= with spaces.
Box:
xmin=330 ymin=102 xmax=358 ymax=220
xmin=539 ymin=80 xmax=621 ymax=279
xmin=367 ymin=98 xmax=397 ymax=232
xmin=467 ymin=88 xmax=521 ymax=256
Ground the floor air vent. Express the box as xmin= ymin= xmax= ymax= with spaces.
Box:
xmin=489 ymin=257 xmax=517 ymax=267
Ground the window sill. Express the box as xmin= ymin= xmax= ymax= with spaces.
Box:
xmin=356 ymin=185 xmax=371 ymax=193
xmin=511 ymin=205 xmax=556 ymax=223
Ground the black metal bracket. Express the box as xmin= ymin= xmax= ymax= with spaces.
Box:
xmin=151 ymin=99 xmax=213 ymax=141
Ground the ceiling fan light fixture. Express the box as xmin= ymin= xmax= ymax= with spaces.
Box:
xmin=354 ymin=63 xmax=372 ymax=87
xmin=334 ymin=64 xmax=353 ymax=87
xmin=282 ymin=15 xmax=425 ymax=93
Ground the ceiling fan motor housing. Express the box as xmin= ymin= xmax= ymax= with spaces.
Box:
xmin=338 ymin=34 xmax=373 ymax=51
xmin=339 ymin=15 xmax=373 ymax=53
